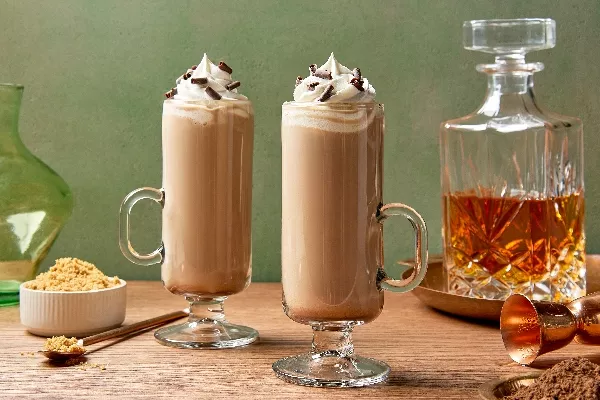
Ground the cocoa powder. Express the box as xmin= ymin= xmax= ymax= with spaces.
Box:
xmin=508 ymin=358 xmax=600 ymax=400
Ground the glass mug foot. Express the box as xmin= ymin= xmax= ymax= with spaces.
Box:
xmin=273 ymin=326 xmax=390 ymax=387
xmin=272 ymin=352 xmax=390 ymax=388
xmin=153 ymin=296 xmax=258 ymax=349
xmin=154 ymin=320 xmax=258 ymax=349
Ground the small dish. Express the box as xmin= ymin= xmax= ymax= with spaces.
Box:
xmin=405 ymin=255 xmax=600 ymax=321
xmin=479 ymin=372 xmax=541 ymax=399
xmin=19 ymin=279 xmax=127 ymax=337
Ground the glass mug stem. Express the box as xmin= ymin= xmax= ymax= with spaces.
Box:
xmin=118 ymin=187 xmax=164 ymax=266
xmin=187 ymin=296 xmax=226 ymax=323
xmin=377 ymin=202 xmax=428 ymax=292
xmin=311 ymin=325 xmax=354 ymax=358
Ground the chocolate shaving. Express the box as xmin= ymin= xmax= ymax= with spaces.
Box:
xmin=309 ymin=64 xmax=317 ymax=74
xmin=313 ymin=69 xmax=332 ymax=80
xmin=307 ymin=82 xmax=319 ymax=91
xmin=218 ymin=61 xmax=232 ymax=74
xmin=191 ymin=77 xmax=208 ymax=85
xmin=350 ymin=77 xmax=364 ymax=92
xmin=317 ymin=84 xmax=334 ymax=102
xmin=205 ymin=86 xmax=222 ymax=100
xmin=164 ymin=88 xmax=177 ymax=99
xmin=226 ymin=81 xmax=241 ymax=90
xmin=352 ymin=67 xmax=361 ymax=80
xmin=295 ymin=76 xmax=303 ymax=87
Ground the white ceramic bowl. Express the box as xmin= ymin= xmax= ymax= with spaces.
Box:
xmin=19 ymin=279 xmax=127 ymax=337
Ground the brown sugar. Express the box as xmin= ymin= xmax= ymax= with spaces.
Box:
xmin=76 ymin=362 xmax=106 ymax=370
xmin=507 ymin=357 xmax=600 ymax=400
xmin=62 ymin=358 xmax=106 ymax=370
xmin=24 ymin=258 xmax=120 ymax=291
xmin=44 ymin=336 xmax=86 ymax=354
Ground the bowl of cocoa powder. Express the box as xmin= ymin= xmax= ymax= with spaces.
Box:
xmin=19 ymin=257 xmax=126 ymax=337
xmin=480 ymin=358 xmax=600 ymax=399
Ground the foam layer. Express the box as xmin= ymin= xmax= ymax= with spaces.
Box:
xmin=163 ymin=100 xmax=251 ymax=125
xmin=282 ymin=103 xmax=382 ymax=133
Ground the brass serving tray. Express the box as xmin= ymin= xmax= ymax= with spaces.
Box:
xmin=406 ymin=255 xmax=600 ymax=321
xmin=478 ymin=372 xmax=542 ymax=399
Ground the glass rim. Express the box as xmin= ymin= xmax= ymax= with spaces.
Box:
xmin=282 ymin=101 xmax=383 ymax=108
xmin=464 ymin=18 xmax=554 ymax=28
xmin=0 ymin=83 xmax=24 ymax=90
xmin=164 ymin=98 xmax=252 ymax=105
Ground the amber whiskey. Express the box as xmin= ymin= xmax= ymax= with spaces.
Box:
xmin=443 ymin=191 xmax=585 ymax=302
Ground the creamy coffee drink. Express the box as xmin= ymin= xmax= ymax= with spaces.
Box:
xmin=281 ymin=54 xmax=384 ymax=324
xmin=161 ymin=54 xmax=253 ymax=297
xmin=120 ymin=54 xmax=259 ymax=348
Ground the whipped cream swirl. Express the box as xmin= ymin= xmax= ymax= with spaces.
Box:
xmin=293 ymin=53 xmax=376 ymax=103
xmin=172 ymin=53 xmax=246 ymax=101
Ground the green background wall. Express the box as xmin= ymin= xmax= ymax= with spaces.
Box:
xmin=1 ymin=1 xmax=598 ymax=281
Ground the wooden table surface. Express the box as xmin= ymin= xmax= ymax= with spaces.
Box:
xmin=1 ymin=282 xmax=598 ymax=399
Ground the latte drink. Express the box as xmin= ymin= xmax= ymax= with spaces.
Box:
xmin=120 ymin=53 xmax=259 ymax=349
xmin=281 ymin=102 xmax=384 ymax=324
xmin=161 ymin=100 xmax=253 ymax=297
xmin=274 ymin=53 xmax=428 ymax=386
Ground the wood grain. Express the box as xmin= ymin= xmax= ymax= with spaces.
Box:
xmin=1 ymin=282 xmax=598 ymax=399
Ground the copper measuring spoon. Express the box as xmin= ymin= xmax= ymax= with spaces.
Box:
xmin=40 ymin=310 xmax=188 ymax=361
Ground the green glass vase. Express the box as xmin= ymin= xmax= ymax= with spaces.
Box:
xmin=0 ymin=83 xmax=73 ymax=306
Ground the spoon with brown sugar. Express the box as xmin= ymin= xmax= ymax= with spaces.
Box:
xmin=40 ymin=310 xmax=188 ymax=361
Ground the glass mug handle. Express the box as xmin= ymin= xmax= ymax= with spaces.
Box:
xmin=377 ymin=202 xmax=428 ymax=292
xmin=119 ymin=187 xmax=164 ymax=266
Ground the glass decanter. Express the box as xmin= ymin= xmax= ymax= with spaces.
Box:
xmin=0 ymin=84 xmax=73 ymax=306
xmin=440 ymin=19 xmax=585 ymax=302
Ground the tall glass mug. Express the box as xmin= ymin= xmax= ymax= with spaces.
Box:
xmin=119 ymin=99 xmax=257 ymax=348
xmin=274 ymin=102 xmax=428 ymax=387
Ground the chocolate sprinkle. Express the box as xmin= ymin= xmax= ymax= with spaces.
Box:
xmin=205 ymin=86 xmax=222 ymax=100
xmin=226 ymin=81 xmax=241 ymax=90
xmin=350 ymin=77 xmax=364 ymax=91
xmin=295 ymin=76 xmax=303 ymax=87
xmin=317 ymin=84 xmax=334 ymax=102
xmin=313 ymin=69 xmax=332 ymax=80
xmin=191 ymin=65 xmax=197 ymax=70
xmin=307 ymin=82 xmax=319 ymax=91
xmin=218 ymin=61 xmax=233 ymax=74
xmin=191 ymin=77 xmax=208 ymax=85
xmin=183 ymin=72 xmax=192 ymax=80
xmin=309 ymin=64 xmax=317 ymax=74
xmin=352 ymin=67 xmax=361 ymax=80
xmin=164 ymin=88 xmax=177 ymax=99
